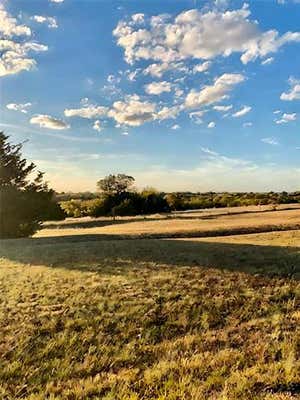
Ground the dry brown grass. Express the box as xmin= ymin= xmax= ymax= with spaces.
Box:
xmin=0 ymin=229 xmax=299 ymax=399
xmin=37 ymin=208 xmax=300 ymax=239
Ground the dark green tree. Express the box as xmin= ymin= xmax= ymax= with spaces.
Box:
xmin=0 ymin=132 xmax=64 ymax=238
xmin=97 ymin=174 xmax=135 ymax=196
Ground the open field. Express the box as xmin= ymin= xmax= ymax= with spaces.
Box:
xmin=0 ymin=221 xmax=299 ymax=399
xmin=38 ymin=206 xmax=300 ymax=239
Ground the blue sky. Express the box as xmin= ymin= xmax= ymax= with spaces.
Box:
xmin=1 ymin=0 xmax=300 ymax=192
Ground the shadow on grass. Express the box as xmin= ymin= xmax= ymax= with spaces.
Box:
xmin=1 ymin=234 xmax=299 ymax=279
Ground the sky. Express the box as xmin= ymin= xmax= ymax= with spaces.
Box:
xmin=1 ymin=0 xmax=300 ymax=192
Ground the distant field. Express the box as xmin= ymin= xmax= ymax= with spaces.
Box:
xmin=0 ymin=227 xmax=299 ymax=399
xmin=38 ymin=206 xmax=300 ymax=239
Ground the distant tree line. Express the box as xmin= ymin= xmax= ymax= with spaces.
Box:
xmin=1 ymin=133 xmax=300 ymax=237
xmin=60 ymin=175 xmax=300 ymax=219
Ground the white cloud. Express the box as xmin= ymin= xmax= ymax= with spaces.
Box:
xmin=261 ymin=137 xmax=279 ymax=145
xmin=113 ymin=5 xmax=300 ymax=66
xmin=108 ymin=95 xmax=156 ymax=127
xmin=280 ymin=77 xmax=300 ymax=101
xmin=232 ymin=105 xmax=252 ymax=118
xmin=193 ymin=61 xmax=212 ymax=73
xmin=64 ymin=105 xmax=108 ymax=119
xmin=93 ymin=120 xmax=102 ymax=132
xmin=243 ymin=122 xmax=253 ymax=127
xmin=50 ymin=0 xmax=64 ymax=3
xmin=0 ymin=5 xmax=47 ymax=77
xmin=171 ymin=124 xmax=180 ymax=130
xmin=213 ymin=104 xmax=232 ymax=112
xmin=275 ymin=112 xmax=297 ymax=124
xmin=6 ymin=102 xmax=32 ymax=113
xmin=30 ymin=114 xmax=70 ymax=130
xmin=131 ymin=13 xmax=145 ymax=24
xmin=31 ymin=15 xmax=58 ymax=29
xmin=144 ymin=81 xmax=172 ymax=95
xmin=185 ymin=73 xmax=245 ymax=108
xmin=261 ymin=57 xmax=274 ymax=65
xmin=156 ymin=105 xmax=181 ymax=121
xmin=0 ymin=4 xmax=31 ymax=37
xmin=273 ymin=109 xmax=281 ymax=114
xmin=208 ymin=121 xmax=216 ymax=128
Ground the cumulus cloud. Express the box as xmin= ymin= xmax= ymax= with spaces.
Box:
xmin=232 ymin=105 xmax=252 ymax=117
xmin=0 ymin=5 xmax=48 ymax=77
xmin=144 ymin=81 xmax=172 ymax=95
xmin=280 ymin=77 xmax=300 ymax=101
xmin=108 ymin=95 xmax=156 ymax=126
xmin=113 ymin=5 xmax=300 ymax=66
xmin=171 ymin=124 xmax=180 ymax=130
xmin=93 ymin=120 xmax=102 ymax=132
xmin=64 ymin=105 xmax=108 ymax=119
xmin=50 ymin=0 xmax=64 ymax=3
xmin=30 ymin=114 xmax=70 ymax=130
xmin=261 ymin=137 xmax=279 ymax=145
xmin=275 ymin=112 xmax=297 ymax=124
xmin=0 ymin=4 xmax=31 ymax=37
xmin=31 ymin=15 xmax=58 ymax=29
xmin=208 ymin=121 xmax=216 ymax=128
xmin=6 ymin=102 xmax=32 ymax=113
xmin=193 ymin=61 xmax=212 ymax=73
xmin=185 ymin=73 xmax=245 ymax=108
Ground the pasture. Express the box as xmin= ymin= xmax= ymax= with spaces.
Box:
xmin=0 ymin=206 xmax=299 ymax=399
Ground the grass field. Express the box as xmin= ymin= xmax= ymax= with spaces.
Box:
xmin=38 ymin=207 xmax=300 ymax=239
xmin=0 ymin=208 xmax=299 ymax=399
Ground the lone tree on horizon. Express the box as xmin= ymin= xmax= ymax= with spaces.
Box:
xmin=0 ymin=132 xmax=64 ymax=238
xmin=97 ymin=174 xmax=135 ymax=196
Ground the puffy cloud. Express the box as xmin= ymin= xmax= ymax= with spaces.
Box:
xmin=64 ymin=105 xmax=108 ymax=119
xmin=108 ymin=95 xmax=156 ymax=126
xmin=0 ymin=4 xmax=31 ymax=37
xmin=155 ymin=105 xmax=181 ymax=120
xmin=280 ymin=77 xmax=300 ymax=101
xmin=143 ymin=61 xmax=188 ymax=78
xmin=6 ymin=102 xmax=32 ymax=113
xmin=50 ymin=0 xmax=64 ymax=3
xmin=213 ymin=104 xmax=232 ymax=112
xmin=0 ymin=5 xmax=48 ymax=77
xmin=275 ymin=112 xmax=297 ymax=124
xmin=93 ymin=120 xmax=102 ymax=132
xmin=193 ymin=61 xmax=212 ymax=73
xmin=243 ymin=122 xmax=253 ymax=127
xmin=144 ymin=80 xmax=172 ymax=95
xmin=185 ymin=73 xmax=245 ymax=108
xmin=113 ymin=5 xmax=300 ymax=66
xmin=208 ymin=121 xmax=216 ymax=128
xmin=261 ymin=137 xmax=279 ymax=145
xmin=31 ymin=15 xmax=58 ymax=29
xmin=232 ymin=105 xmax=252 ymax=117
xmin=171 ymin=124 xmax=180 ymax=130
xmin=30 ymin=114 xmax=70 ymax=130
xmin=131 ymin=13 xmax=145 ymax=24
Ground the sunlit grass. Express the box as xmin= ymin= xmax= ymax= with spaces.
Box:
xmin=0 ymin=229 xmax=299 ymax=399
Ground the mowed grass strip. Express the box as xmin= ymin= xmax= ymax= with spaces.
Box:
xmin=0 ymin=230 xmax=299 ymax=399
xmin=36 ymin=208 xmax=300 ymax=239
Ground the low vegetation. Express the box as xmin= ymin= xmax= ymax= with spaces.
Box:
xmin=0 ymin=230 xmax=299 ymax=399
xmin=59 ymin=191 xmax=300 ymax=219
